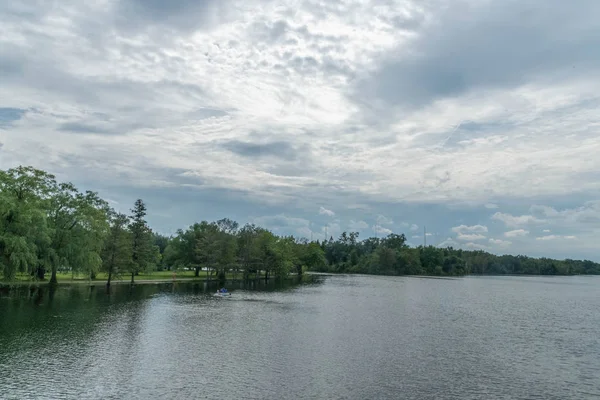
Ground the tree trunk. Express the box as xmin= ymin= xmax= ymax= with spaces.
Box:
xmin=194 ymin=267 xmax=200 ymax=277
xmin=130 ymin=271 xmax=135 ymax=284
xmin=90 ymin=270 xmax=96 ymax=280
xmin=106 ymin=269 xmax=113 ymax=288
xmin=49 ymin=266 xmax=58 ymax=285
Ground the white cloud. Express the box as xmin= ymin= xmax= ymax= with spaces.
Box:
xmin=464 ymin=242 xmax=489 ymax=250
xmin=536 ymin=235 xmax=577 ymax=241
xmin=451 ymin=224 xmax=488 ymax=234
xmin=437 ymin=237 xmax=459 ymax=248
xmin=543 ymin=229 xmax=551 ymax=233
xmin=372 ymin=225 xmax=393 ymax=236
xmin=491 ymin=212 xmax=545 ymax=227
xmin=413 ymin=233 xmax=433 ymax=239
xmin=376 ymin=214 xmax=393 ymax=225
xmin=410 ymin=224 xmax=419 ymax=231
xmin=484 ymin=203 xmax=499 ymax=209
xmin=348 ymin=220 xmax=369 ymax=231
xmin=504 ymin=229 xmax=529 ymax=237
xmin=319 ymin=206 xmax=335 ymax=217
xmin=456 ymin=233 xmax=486 ymax=242
xmin=489 ymin=238 xmax=511 ymax=248
xmin=529 ymin=202 xmax=600 ymax=227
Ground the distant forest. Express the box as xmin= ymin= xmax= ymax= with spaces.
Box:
xmin=1 ymin=166 xmax=599 ymax=285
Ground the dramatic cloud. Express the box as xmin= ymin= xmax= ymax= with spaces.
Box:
xmin=2 ymin=0 xmax=600 ymax=260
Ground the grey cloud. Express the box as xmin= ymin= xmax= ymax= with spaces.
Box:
xmin=252 ymin=214 xmax=309 ymax=229
xmin=188 ymin=108 xmax=230 ymax=120
xmin=251 ymin=20 xmax=291 ymax=43
xmin=1 ymin=44 xmax=208 ymax=110
xmin=436 ymin=120 xmax=515 ymax=150
xmin=217 ymin=135 xmax=320 ymax=178
xmin=221 ymin=139 xmax=303 ymax=160
xmin=58 ymin=122 xmax=115 ymax=135
xmin=115 ymin=0 xmax=230 ymax=33
xmin=355 ymin=0 xmax=600 ymax=110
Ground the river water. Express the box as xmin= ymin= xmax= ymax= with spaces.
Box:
xmin=1 ymin=274 xmax=599 ymax=399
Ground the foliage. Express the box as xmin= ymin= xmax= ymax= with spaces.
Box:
xmin=102 ymin=211 xmax=133 ymax=286
xmin=1 ymin=165 xmax=599 ymax=284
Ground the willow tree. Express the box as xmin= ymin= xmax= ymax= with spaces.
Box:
xmin=45 ymin=182 xmax=110 ymax=284
xmin=0 ymin=166 xmax=53 ymax=280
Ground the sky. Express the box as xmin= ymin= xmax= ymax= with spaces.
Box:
xmin=1 ymin=0 xmax=600 ymax=261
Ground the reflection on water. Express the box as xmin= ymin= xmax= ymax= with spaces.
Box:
xmin=1 ymin=274 xmax=599 ymax=399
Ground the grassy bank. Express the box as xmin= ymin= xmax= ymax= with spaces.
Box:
xmin=3 ymin=270 xmax=270 ymax=286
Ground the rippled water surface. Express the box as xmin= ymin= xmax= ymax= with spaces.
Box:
xmin=1 ymin=275 xmax=600 ymax=399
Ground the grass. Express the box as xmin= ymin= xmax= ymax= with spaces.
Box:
xmin=8 ymin=269 xmax=265 ymax=285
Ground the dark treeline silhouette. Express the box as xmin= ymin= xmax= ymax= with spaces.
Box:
xmin=1 ymin=166 xmax=598 ymax=285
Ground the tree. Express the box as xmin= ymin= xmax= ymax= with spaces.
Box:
xmin=45 ymin=184 xmax=109 ymax=283
xmin=128 ymin=199 xmax=158 ymax=284
xmin=237 ymin=224 xmax=261 ymax=279
xmin=102 ymin=211 xmax=132 ymax=287
xmin=373 ymin=246 xmax=397 ymax=274
xmin=300 ymin=242 xmax=328 ymax=272
xmin=152 ymin=232 xmax=170 ymax=270
xmin=0 ymin=166 xmax=53 ymax=281
xmin=3 ymin=164 xmax=600 ymax=283
xmin=194 ymin=221 xmax=221 ymax=279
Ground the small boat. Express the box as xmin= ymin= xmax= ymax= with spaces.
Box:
xmin=214 ymin=291 xmax=231 ymax=297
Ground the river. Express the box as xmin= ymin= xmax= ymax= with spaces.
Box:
xmin=1 ymin=274 xmax=599 ymax=399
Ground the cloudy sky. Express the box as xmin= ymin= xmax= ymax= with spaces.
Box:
xmin=2 ymin=0 xmax=600 ymax=260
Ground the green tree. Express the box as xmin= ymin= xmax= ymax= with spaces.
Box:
xmin=102 ymin=211 xmax=133 ymax=287
xmin=301 ymin=242 xmax=328 ymax=272
xmin=129 ymin=199 xmax=158 ymax=284
xmin=0 ymin=166 xmax=52 ymax=280
xmin=237 ymin=224 xmax=261 ymax=279
xmin=46 ymin=184 xmax=109 ymax=283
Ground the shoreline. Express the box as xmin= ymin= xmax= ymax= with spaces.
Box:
xmin=2 ymin=271 xmax=596 ymax=289
xmin=0 ymin=274 xmax=306 ymax=288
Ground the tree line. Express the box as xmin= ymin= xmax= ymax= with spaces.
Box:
xmin=1 ymin=166 xmax=598 ymax=286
